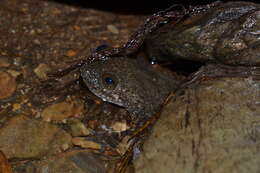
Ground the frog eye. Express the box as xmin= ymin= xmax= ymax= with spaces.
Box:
xmin=102 ymin=73 xmax=117 ymax=89
xmin=104 ymin=77 xmax=114 ymax=85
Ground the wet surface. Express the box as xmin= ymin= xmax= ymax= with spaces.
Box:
xmin=0 ymin=1 xmax=260 ymax=173
xmin=0 ymin=71 xmax=17 ymax=100
xmin=0 ymin=0 xmax=145 ymax=172
xmin=134 ymin=77 xmax=260 ymax=173
xmin=145 ymin=1 xmax=260 ymax=66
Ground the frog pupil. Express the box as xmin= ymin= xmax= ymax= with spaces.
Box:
xmin=104 ymin=77 xmax=114 ymax=84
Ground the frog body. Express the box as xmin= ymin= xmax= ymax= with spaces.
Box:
xmin=80 ymin=57 xmax=181 ymax=122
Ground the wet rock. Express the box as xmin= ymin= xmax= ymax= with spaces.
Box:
xmin=72 ymin=137 xmax=102 ymax=150
xmin=14 ymin=150 xmax=107 ymax=173
xmin=41 ymin=101 xmax=84 ymax=122
xmin=66 ymin=49 xmax=78 ymax=57
xmin=145 ymin=2 xmax=260 ymax=66
xmin=110 ymin=120 xmax=129 ymax=133
xmin=134 ymin=77 xmax=260 ymax=173
xmin=68 ymin=119 xmax=91 ymax=137
xmin=0 ymin=115 xmax=72 ymax=159
xmin=33 ymin=63 xmax=51 ymax=80
xmin=12 ymin=103 xmax=21 ymax=112
xmin=7 ymin=70 xmax=21 ymax=78
xmin=0 ymin=0 xmax=144 ymax=172
xmin=0 ymin=71 xmax=16 ymax=100
xmin=107 ymin=25 xmax=119 ymax=34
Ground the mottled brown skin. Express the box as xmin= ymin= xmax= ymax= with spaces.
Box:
xmin=80 ymin=57 xmax=181 ymax=123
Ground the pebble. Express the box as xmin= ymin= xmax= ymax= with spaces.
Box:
xmin=107 ymin=24 xmax=119 ymax=34
xmin=33 ymin=63 xmax=50 ymax=80
xmin=111 ymin=120 xmax=129 ymax=132
xmin=41 ymin=101 xmax=84 ymax=122
xmin=72 ymin=137 xmax=101 ymax=150
xmin=66 ymin=49 xmax=77 ymax=57
xmin=68 ymin=119 xmax=91 ymax=137
xmin=0 ymin=71 xmax=16 ymax=99
xmin=12 ymin=103 xmax=21 ymax=111
xmin=7 ymin=70 xmax=21 ymax=78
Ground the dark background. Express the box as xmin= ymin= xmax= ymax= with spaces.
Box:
xmin=51 ymin=0 xmax=258 ymax=14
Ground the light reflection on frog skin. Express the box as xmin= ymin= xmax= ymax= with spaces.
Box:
xmin=80 ymin=56 xmax=182 ymax=123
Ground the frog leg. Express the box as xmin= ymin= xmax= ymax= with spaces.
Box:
xmin=116 ymin=94 xmax=173 ymax=173
xmin=47 ymin=59 xmax=87 ymax=78
xmin=119 ymin=2 xmax=223 ymax=57
xmin=46 ymin=48 xmax=114 ymax=78
xmin=115 ymin=139 xmax=136 ymax=173
xmin=118 ymin=5 xmax=188 ymax=56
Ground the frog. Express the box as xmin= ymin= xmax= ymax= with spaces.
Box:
xmin=80 ymin=56 xmax=182 ymax=124
xmin=49 ymin=2 xmax=221 ymax=124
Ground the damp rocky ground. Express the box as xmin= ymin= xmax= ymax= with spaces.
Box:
xmin=0 ymin=0 xmax=145 ymax=172
xmin=0 ymin=1 xmax=260 ymax=173
xmin=134 ymin=77 xmax=260 ymax=173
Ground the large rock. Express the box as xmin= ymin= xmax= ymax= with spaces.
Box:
xmin=145 ymin=1 xmax=260 ymax=66
xmin=134 ymin=77 xmax=260 ymax=173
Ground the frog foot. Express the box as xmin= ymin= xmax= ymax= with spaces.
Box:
xmin=115 ymin=94 xmax=173 ymax=173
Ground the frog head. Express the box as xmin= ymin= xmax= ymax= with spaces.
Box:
xmin=80 ymin=56 xmax=174 ymax=119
